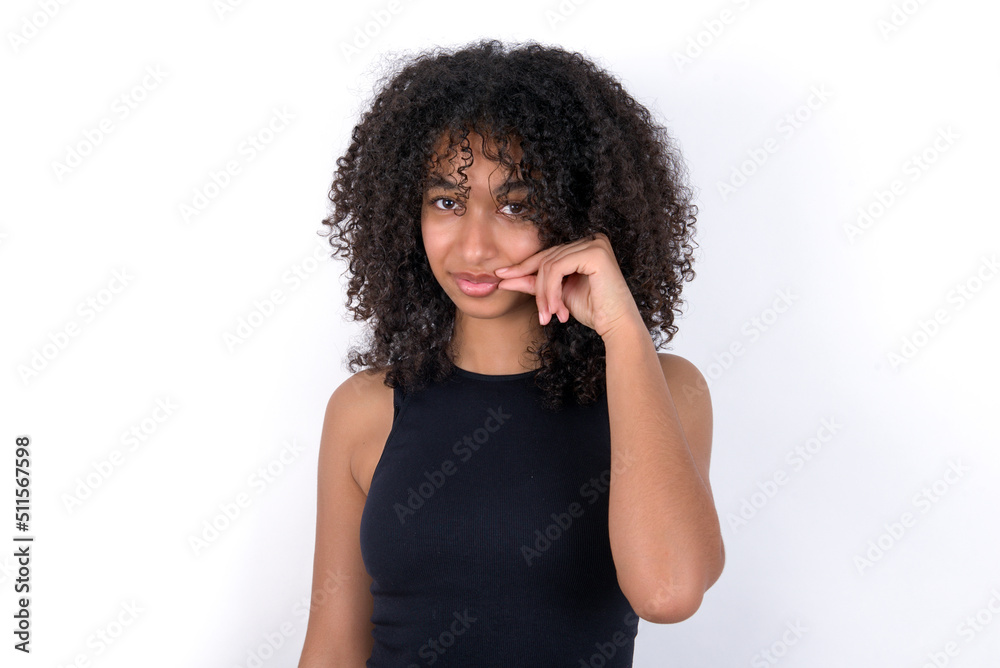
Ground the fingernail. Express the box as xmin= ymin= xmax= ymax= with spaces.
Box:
xmin=495 ymin=267 xmax=509 ymax=274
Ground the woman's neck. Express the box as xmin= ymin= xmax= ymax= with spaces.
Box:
xmin=449 ymin=307 xmax=545 ymax=375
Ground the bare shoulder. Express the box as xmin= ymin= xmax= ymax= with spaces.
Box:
xmin=301 ymin=367 xmax=392 ymax=664
xmin=655 ymin=353 xmax=712 ymax=407
xmin=655 ymin=352 xmax=714 ymax=484
xmin=323 ymin=366 xmax=395 ymax=494
xmin=328 ymin=365 xmax=394 ymax=413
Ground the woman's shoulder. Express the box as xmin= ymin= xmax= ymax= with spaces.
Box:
xmin=327 ymin=365 xmax=395 ymax=425
xmin=648 ymin=352 xmax=713 ymax=426
xmin=324 ymin=366 xmax=396 ymax=493
xmin=323 ymin=367 xmax=394 ymax=444
xmin=655 ymin=352 xmax=708 ymax=392
xmin=335 ymin=364 xmax=393 ymax=395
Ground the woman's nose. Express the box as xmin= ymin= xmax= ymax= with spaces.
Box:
xmin=457 ymin=204 xmax=497 ymax=261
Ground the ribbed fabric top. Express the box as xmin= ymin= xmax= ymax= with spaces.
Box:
xmin=359 ymin=366 xmax=639 ymax=667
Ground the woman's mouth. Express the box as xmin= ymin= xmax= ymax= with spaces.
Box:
xmin=453 ymin=273 xmax=500 ymax=297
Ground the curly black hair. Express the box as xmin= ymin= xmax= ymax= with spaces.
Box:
xmin=321 ymin=38 xmax=698 ymax=410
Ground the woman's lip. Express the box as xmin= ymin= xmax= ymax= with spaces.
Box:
xmin=455 ymin=277 xmax=499 ymax=297
xmin=453 ymin=272 xmax=499 ymax=284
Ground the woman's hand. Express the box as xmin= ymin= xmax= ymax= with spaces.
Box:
xmin=494 ymin=232 xmax=645 ymax=341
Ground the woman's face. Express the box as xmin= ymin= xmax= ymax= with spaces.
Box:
xmin=420 ymin=131 xmax=545 ymax=323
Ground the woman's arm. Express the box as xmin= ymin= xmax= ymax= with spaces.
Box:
xmin=298 ymin=373 xmax=382 ymax=667
xmin=494 ymin=231 xmax=724 ymax=624
xmin=602 ymin=316 xmax=725 ymax=624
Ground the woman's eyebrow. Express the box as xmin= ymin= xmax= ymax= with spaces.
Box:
xmin=423 ymin=173 xmax=529 ymax=194
xmin=423 ymin=174 xmax=459 ymax=191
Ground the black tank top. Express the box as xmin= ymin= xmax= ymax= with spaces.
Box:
xmin=359 ymin=365 xmax=639 ymax=667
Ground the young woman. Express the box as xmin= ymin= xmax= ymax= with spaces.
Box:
xmin=298 ymin=39 xmax=724 ymax=668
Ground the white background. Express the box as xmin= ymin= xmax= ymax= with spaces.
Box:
xmin=2 ymin=0 xmax=999 ymax=666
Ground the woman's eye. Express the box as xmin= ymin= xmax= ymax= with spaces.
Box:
xmin=430 ymin=197 xmax=460 ymax=211
xmin=500 ymin=202 xmax=531 ymax=216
